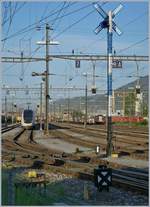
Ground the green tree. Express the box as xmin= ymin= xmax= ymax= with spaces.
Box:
xmin=142 ymin=103 xmax=148 ymax=117
xmin=72 ymin=110 xmax=83 ymax=122
xmin=125 ymin=92 xmax=136 ymax=116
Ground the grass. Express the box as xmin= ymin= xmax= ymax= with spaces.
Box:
xmin=113 ymin=120 xmax=148 ymax=127
xmin=15 ymin=187 xmax=55 ymax=206
xmin=2 ymin=169 xmax=66 ymax=206
xmin=1 ymin=170 xmax=8 ymax=205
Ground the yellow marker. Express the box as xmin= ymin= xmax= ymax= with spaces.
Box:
xmin=28 ymin=171 xmax=37 ymax=178
xmin=111 ymin=153 xmax=118 ymax=158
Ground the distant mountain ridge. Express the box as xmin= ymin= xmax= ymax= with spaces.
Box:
xmin=55 ymin=75 xmax=148 ymax=114
xmin=117 ymin=75 xmax=148 ymax=92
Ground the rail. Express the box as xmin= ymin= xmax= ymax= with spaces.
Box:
xmin=2 ymin=124 xmax=21 ymax=134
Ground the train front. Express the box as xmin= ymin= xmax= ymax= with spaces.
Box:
xmin=21 ymin=110 xmax=34 ymax=129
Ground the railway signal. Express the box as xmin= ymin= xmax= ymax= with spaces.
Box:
xmin=94 ymin=3 xmax=123 ymax=157
xmin=75 ymin=59 xmax=80 ymax=68
xmin=94 ymin=165 xmax=112 ymax=192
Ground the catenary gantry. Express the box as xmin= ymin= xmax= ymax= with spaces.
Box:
xmin=2 ymin=54 xmax=149 ymax=63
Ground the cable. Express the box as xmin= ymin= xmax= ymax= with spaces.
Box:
xmin=68 ymin=5 xmax=147 ymax=54
xmin=52 ymin=2 xmax=107 ymax=39
xmin=53 ymin=2 xmax=71 ymax=32
xmin=2 ymin=63 xmax=18 ymax=73
xmin=8 ymin=2 xmax=94 ymax=76
xmin=1 ymin=2 xmax=76 ymax=42
xmin=51 ymin=2 xmax=67 ymax=27
xmin=2 ymin=3 xmax=9 ymax=25
xmin=53 ymin=10 xmax=95 ymax=39
xmin=2 ymin=2 xmax=26 ymax=26
xmin=117 ymin=37 xmax=148 ymax=54
xmin=2 ymin=2 xmax=96 ymax=43
xmin=3 ymin=3 xmax=18 ymax=49
xmin=75 ymin=36 xmax=106 ymax=54
xmin=123 ymin=11 xmax=148 ymax=28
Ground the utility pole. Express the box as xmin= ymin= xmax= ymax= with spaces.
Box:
xmin=84 ymin=74 xmax=88 ymax=128
xmin=53 ymin=101 xmax=56 ymax=122
xmin=94 ymin=3 xmax=123 ymax=157
xmin=45 ymin=23 xmax=50 ymax=133
xmin=112 ymin=90 xmax=115 ymax=114
xmin=59 ymin=104 xmax=61 ymax=122
xmin=11 ymin=102 xmax=14 ymax=124
xmin=135 ymin=56 xmax=141 ymax=116
xmin=91 ymin=61 xmax=96 ymax=93
xmin=36 ymin=24 xmax=59 ymax=133
xmin=40 ymin=82 xmax=43 ymax=130
xmin=122 ymin=91 xmax=126 ymax=116
xmin=67 ymin=95 xmax=70 ymax=122
xmin=5 ymin=96 xmax=8 ymax=127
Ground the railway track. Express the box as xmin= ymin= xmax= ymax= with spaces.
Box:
xmin=2 ymin=125 xmax=148 ymax=195
xmin=70 ymin=122 xmax=148 ymax=134
xmin=112 ymin=168 xmax=148 ymax=194
xmin=50 ymin=124 xmax=148 ymax=159
xmin=13 ymin=128 xmax=26 ymax=143
xmin=59 ymin=122 xmax=148 ymax=139
xmin=2 ymin=124 xmax=21 ymax=134
xmin=3 ymin=154 xmax=148 ymax=195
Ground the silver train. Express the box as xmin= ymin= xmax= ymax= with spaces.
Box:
xmin=21 ymin=109 xmax=35 ymax=129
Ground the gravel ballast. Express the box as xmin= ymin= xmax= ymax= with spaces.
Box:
xmin=45 ymin=172 xmax=148 ymax=206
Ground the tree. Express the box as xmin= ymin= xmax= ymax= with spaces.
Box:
xmin=125 ymin=92 xmax=136 ymax=116
xmin=142 ymin=103 xmax=148 ymax=117
xmin=72 ymin=110 xmax=84 ymax=122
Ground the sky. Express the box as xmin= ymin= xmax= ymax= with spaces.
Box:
xmin=1 ymin=0 xmax=149 ymax=110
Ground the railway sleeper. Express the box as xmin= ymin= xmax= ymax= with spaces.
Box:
xmin=73 ymin=156 xmax=91 ymax=163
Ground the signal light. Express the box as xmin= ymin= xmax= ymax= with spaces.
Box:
xmin=136 ymin=88 xmax=140 ymax=94
xmin=136 ymin=85 xmax=140 ymax=94
xmin=75 ymin=60 xmax=80 ymax=68
xmin=91 ymin=87 xmax=96 ymax=94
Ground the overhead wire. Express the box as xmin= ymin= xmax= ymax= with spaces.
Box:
xmin=17 ymin=2 xmax=72 ymax=79
xmin=51 ymin=2 xmax=67 ymax=27
xmin=52 ymin=2 xmax=107 ymax=39
xmin=52 ymin=2 xmax=70 ymax=33
xmin=1 ymin=2 xmax=77 ymax=42
xmin=117 ymin=37 xmax=148 ymax=54
xmin=2 ymin=3 xmax=26 ymax=50
xmin=123 ymin=11 xmax=148 ymax=28
xmin=3 ymin=3 xmax=18 ymax=49
xmin=11 ymin=2 xmax=94 ymax=79
xmin=2 ymin=1 xmax=148 ymax=91
xmin=52 ymin=10 xmax=95 ymax=39
xmin=2 ymin=3 xmax=9 ymax=24
xmin=72 ymin=4 xmax=148 ymax=54
xmin=2 ymin=2 xmax=26 ymax=26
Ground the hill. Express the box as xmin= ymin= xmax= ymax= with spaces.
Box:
xmin=54 ymin=75 xmax=148 ymax=115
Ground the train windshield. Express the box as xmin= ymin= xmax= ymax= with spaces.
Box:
xmin=23 ymin=110 xmax=33 ymax=123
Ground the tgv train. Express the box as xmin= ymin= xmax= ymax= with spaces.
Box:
xmin=21 ymin=109 xmax=35 ymax=129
